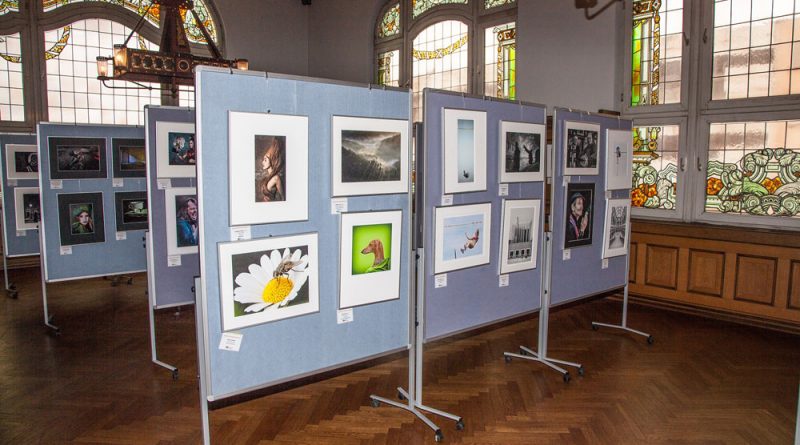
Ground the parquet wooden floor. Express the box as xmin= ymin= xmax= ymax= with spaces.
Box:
xmin=0 ymin=267 xmax=798 ymax=444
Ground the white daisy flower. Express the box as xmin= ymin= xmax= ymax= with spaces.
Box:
xmin=233 ymin=248 xmax=309 ymax=313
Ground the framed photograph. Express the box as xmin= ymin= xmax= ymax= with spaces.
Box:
xmin=112 ymin=138 xmax=146 ymax=178
xmin=564 ymin=183 xmax=594 ymax=249
xmin=434 ymin=202 xmax=492 ymax=274
xmin=155 ymin=121 xmax=196 ymax=178
xmin=605 ymin=129 xmax=633 ymax=190
xmin=331 ymin=116 xmax=409 ymax=197
xmin=5 ymin=144 xmax=38 ymax=180
xmin=114 ymin=191 xmax=148 ymax=232
xmin=219 ymin=232 xmax=319 ymax=331
xmin=48 ymin=137 xmax=107 ymax=180
xmin=602 ymin=198 xmax=631 ymax=259
xmin=57 ymin=192 xmax=105 ymax=246
xmin=164 ymin=188 xmax=198 ymax=256
xmin=339 ymin=210 xmax=402 ymax=309
xmin=499 ymin=199 xmax=540 ymax=274
xmin=499 ymin=121 xmax=545 ymax=183
xmin=13 ymin=187 xmax=40 ymax=231
xmin=563 ymin=121 xmax=600 ymax=176
xmin=443 ymin=108 xmax=487 ymax=194
xmin=228 ymin=111 xmax=309 ymax=225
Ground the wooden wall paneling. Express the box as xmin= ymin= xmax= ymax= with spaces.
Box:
xmin=629 ymin=241 xmax=638 ymax=283
xmin=687 ymin=249 xmax=725 ymax=298
xmin=644 ymin=244 xmax=679 ymax=290
xmin=788 ymin=260 xmax=800 ymax=311
xmin=733 ymin=255 xmax=778 ymax=306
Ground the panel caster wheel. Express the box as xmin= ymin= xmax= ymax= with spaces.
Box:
xmin=563 ymin=372 xmax=571 ymax=383
xmin=504 ymin=355 xmax=512 ymax=363
xmin=591 ymin=323 xmax=599 ymax=331
xmin=455 ymin=419 xmax=464 ymax=431
xmin=127 ymin=278 xmax=133 ymax=285
xmin=434 ymin=429 xmax=443 ymax=442
xmin=172 ymin=369 xmax=179 ymax=380
xmin=397 ymin=390 xmax=405 ymax=401
xmin=578 ymin=366 xmax=584 ymax=376
xmin=370 ymin=398 xmax=380 ymax=408
xmin=8 ymin=290 xmax=18 ymax=299
xmin=8 ymin=283 xmax=16 ymax=291
xmin=518 ymin=347 xmax=528 ymax=356
xmin=647 ymin=335 xmax=654 ymax=345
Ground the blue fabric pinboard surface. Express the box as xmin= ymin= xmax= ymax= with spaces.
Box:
xmin=0 ymin=133 xmax=41 ymax=257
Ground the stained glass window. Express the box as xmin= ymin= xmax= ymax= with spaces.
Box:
xmin=485 ymin=0 xmax=514 ymax=8
xmin=0 ymin=0 xmax=19 ymax=15
xmin=484 ymin=22 xmax=515 ymax=99
xmin=631 ymin=0 xmax=683 ymax=106
xmin=44 ymin=19 xmax=161 ymax=125
xmin=706 ymin=119 xmax=800 ymax=217
xmin=376 ymin=49 xmax=400 ymax=87
xmin=631 ymin=124 xmax=680 ymax=210
xmin=378 ymin=3 xmax=400 ymax=39
xmin=412 ymin=20 xmax=469 ymax=121
xmin=179 ymin=85 xmax=195 ymax=108
xmin=711 ymin=0 xmax=800 ymax=100
xmin=412 ymin=0 xmax=468 ymax=19
xmin=0 ymin=33 xmax=24 ymax=122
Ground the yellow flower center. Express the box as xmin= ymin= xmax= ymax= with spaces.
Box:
xmin=262 ymin=277 xmax=294 ymax=304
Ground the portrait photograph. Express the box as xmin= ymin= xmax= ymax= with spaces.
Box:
xmin=114 ymin=191 xmax=148 ymax=232
xmin=164 ymin=187 xmax=198 ymax=256
xmin=5 ymin=144 xmax=38 ymax=180
xmin=48 ymin=137 xmax=107 ymax=180
xmin=434 ymin=202 xmax=492 ymax=274
xmin=218 ymin=233 xmax=319 ymax=331
xmin=13 ymin=187 xmax=40 ymax=231
xmin=155 ymin=121 xmax=196 ymax=178
xmin=112 ymin=138 xmax=146 ymax=178
xmin=339 ymin=210 xmax=402 ymax=309
xmin=605 ymin=129 xmax=633 ymax=191
xmin=564 ymin=183 xmax=594 ymax=249
xmin=499 ymin=121 xmax=545 ymax=183
xmin=443 ymin=108 xmax=487 ymax=194
xmin=57 ymin=192 xmax=105 ymax=246
xmin=602 ymin=198 xmax=631 ymax=259
xmin=563 ymin=121 xmax=600 ymax=176
xmin=228 ymin=111 xmax=308 ymax=226
xmin=331 ymin=116 xmax=409 ymax=197
xmin=499 ymin=199 xmax=540 ymax=274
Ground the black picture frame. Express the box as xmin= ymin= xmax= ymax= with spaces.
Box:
xmin=112 ymin=138 xmax=146 ymax=178
xmin=58 ymin=192 xmax=105 ymax=246
xmin=114 ymin=191 xmax=148 ymax=232
xmin=48 ymin=137 xmax=108 ymax=180
xmin=564 ymin=183 xmax=594 ymax=249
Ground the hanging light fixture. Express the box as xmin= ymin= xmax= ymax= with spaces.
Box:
xmin=96 ymin=0 xmax=248 ymax=96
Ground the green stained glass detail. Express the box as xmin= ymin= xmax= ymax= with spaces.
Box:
xmin=182 ymin=0 xmax=217 ymax=44
xmin=376 ymin=49 xmax=399 ymax=87
xmin=494 ymin=24 xmax=515 ymax=99
xmin=0 ymin=0 xmax=19 ymax=15
xmin=378 ymin=3 xmax=400 ymax=39
xmin=631 ymin=126 xmax=678 ymax=210
xmin=631 ymin=0 xmax=661 ymax=106
xmin=412 ymin=0 xmax=468 ymax=19
xmin=485 ymin=0 xmax=513 ymax=8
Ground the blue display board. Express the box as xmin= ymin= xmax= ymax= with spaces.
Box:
xmin=550 ymin=108 xmax=632 ymax=305
xmin=0 ymin=133 xmax=40 ymax=257
xmin=195 ymin=67 xmax=411 ymax=399
xmin=38 ymin=123 xmax=147 ymax=282
xmin=145 ymin=106 xmax=198 ymax=308
xmin=421 ymin=89 xmax=546 ymax=342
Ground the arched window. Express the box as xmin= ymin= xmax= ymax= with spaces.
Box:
xmin=374 ymin=0 xmax=517 ymax=122
xmin=0 ymin=0 xmax=224 ymax=130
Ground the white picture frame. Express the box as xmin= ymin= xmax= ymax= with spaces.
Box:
xmin=563 ymin=121 xmax=601 ymax=176
xmin=443 ymin=108 xmax=487 ymax=194
xmin=155 ymin=121 xmax=196 ymax=178
xmin=434 ymin=202 xmax=492 ymax=274
xmin=14 ymin=187 xmax=40 ymax=231
xmin=499 ymin=199 xmax=540 ymax=274
xmin=5 ymin=144 xmax=38 ymax=181
xmin=499 ymin=121 xmax=545 ymax=183
xmin=219 ymin=233 xmax=319 ymax=331
xmin=164 ymin=187 xmax=198 ymax=256
xmin=331 ymin=116 xmax=409 ymax=197
xmin=339 ymin=210 xmax=402 ymax=309
xmin=602 ymin=198 xmax=631 ymax=259
xmin=228 ymin=111 xmax=309 ymax=226
xmin=605 ymin=129 xmax=633 ymax=190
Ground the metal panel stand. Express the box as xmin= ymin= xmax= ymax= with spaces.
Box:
xmin=38 ymin=236 xmax=59 ymax=334
xmin=590 ymin=254 xmax=653 ymax=344
xmin=370 ymin=248 xmax=463 ymax=443
xmin=3 ymin=249 xmax=18 ymax=298
xmin=504 ymin=233 xmax=584 ymax=382
xmin=145 ymin=232 xmax=178 ymax=378
xmin=194 ymin=277 xmax=211 ymax=445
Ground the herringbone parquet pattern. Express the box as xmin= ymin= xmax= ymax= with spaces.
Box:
xmin=0 ymin=267 xmax=798 ymax=444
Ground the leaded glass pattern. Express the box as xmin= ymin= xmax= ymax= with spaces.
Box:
xmin=0 ymin=0 xmax=19 ymax=15
xmin=412 ymin=0 xmax=468 ymax=19
xmin=706 ymin=119 xmax=800 ymax=217
xmin=179 ymin=85 xmax=194 ymax=108
xmin=378 ymin=3 xmax=400 ymax=39
xmin=484 ymin=22 xmax=516 ymax=99
xmin=0 ymin=33 xmax=24 ymax=122
xmin=631 ymin=124 xmax=680 ymax=209
xmin=485 ymin=0 xmax=513 ymax=8
xmin=44 ymin=19 xmax=161 ymax=125
xmin=377 ymin=49 xmax=400 ymax=87
xmin=711 ymin=0 xmax=800 ymax=100
xmin=412 ymin=20 xmax=468 ymax=121
xmin=631 ymin=0 xmax=683 ymax=106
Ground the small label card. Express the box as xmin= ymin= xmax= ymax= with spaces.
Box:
xmin=115 ymin=231 xmax=127 ymax=241
xmin=60 ymin=246 xmax=72 ymax=255
xmin=499 ymin=274 xmax=510 ymax=287
xmin=337 ymin=308 xmax=354 ymax=324
xmin=230 ymin=226 xmax=252 ymax=241
xmin=441 ymin=195 xmax=453 ymax=206
xmin=50 ymin=179 xmax=63 ymax=190
xmin=157 ymin=178 xmax=171 ymax=190
xmin=331 ymin=197 xmax=348 ymax=214
xmin=434 ymin=274 xmax=448 ymax=288
xmin=563 ymin=249 xmax=571 ymax=260
xmin=167 ymin=255 xmax=182 ymax=267
xmin=602 ymin=258 xmax=609 ymax=269
xmin=499 ymin=183 xmax=509 ymax=196
xmin=605 ymin=190 xmax=612 ymax=199
xmin=7 ymin=179 xmax=17 ymax=187
xmin=112 ymin=178 xmax=124 ymax=188
xmin=219 ymin=332 xmax=243 ymax=352
xmin=16 ymin=230 xmax=25 ymax=237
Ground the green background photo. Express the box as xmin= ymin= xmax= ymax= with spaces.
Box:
xmin=351 ymin=223 xmax=392 ymax=275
